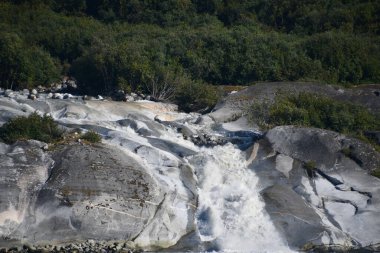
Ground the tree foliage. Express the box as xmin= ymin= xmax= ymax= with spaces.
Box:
xmin=0 ymin=1 xmax=379 ymax=110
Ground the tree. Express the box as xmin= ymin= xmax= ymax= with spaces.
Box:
xmin=0 ymin=32 xmax=29 ymax=89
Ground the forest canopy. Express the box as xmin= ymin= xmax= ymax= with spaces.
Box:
xmin=0 ymin=0 xmax=379 ymax=99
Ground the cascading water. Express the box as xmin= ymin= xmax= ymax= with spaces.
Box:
xmin=188 ymin=144 xmax=292 ymax=252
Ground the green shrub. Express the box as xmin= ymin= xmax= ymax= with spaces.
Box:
xmin=81 ymin=131 xmax=102 ymax=143
xmin=304 ymin=160 xmax=317 ymax=171
xmin=0 ymin=112 xmax=62 ymax=144
xmin=304 ymin=160 xmax=317 ymax=178
xmin=175 ymin=81 xmax=221 ymax=113
xmin=371 ymin=169 xmax=380 ymax=179
xmin=248 ymin=93 xmax=380 ymax=137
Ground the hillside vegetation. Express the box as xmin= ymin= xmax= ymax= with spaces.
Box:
xmin=248 ymin=92 xmax=380 ymax=150
xmin=0 ymin=1 xmax=379 ymax=107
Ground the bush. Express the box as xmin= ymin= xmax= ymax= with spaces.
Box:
xmin=175 ymin=80 xmax=221 ymax=113
xmin=81 ymin=131 xmax=102 ymax=143
xmin=304 ymin=160 xmax=317 ymax=178
xmin=304 ymin=160 xmax=317 ymax=170
xmin=0 ymin=112 xmax=62 ymax=144
xmin=248 ymin=92 xmax=380 ymax=137
xmin=372 ymin=169 xmax=380 ymax=179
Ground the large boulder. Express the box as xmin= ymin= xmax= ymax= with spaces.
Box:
xmin=24 ymin=143 xmax=164 ymax=245
xmin=247 ymin=126 xmax=380 ymax=249
xmin=265 ymin=126 xmax=380 ymax=172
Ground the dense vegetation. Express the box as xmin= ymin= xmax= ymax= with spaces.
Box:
xmin=0 ymin=112 xmax=62 ymax=144
xmin=248 ymin=92 xmax=380 ymax=147
xmin=0 ymin=1 xmax=380 ymax=110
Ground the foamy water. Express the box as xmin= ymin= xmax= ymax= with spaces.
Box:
xmin=189 ymin=144 xmax=292 ymax=252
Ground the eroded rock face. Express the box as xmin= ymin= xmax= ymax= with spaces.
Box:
xmin=27 ymin=143 xmax=164 ymax=244
xmin=248 ymin=126 xmax=380 ymax=249
xmin=0 ymin=141 xmax=54 ymax=246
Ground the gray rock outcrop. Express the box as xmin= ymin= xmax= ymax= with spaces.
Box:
xmin=28 ymin=143 xmax=164 ymax=244
xmin=247 ymin=126 xmax=380 ymax=250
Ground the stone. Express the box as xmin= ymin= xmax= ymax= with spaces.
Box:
xmin=4 ymin=143 xmax=165 ymax=245
xmin=53 ymin=93 xmax=63 ymax=99
xmin=63 ymin=93 xmax=73 ymax=99
xmin=4 ymin=89 xmax=13 ymax=97
xmin=54 ymin=83 xmax=62 ymax=91
xmin=29 ymin=94 xmax=37 ymax=100
xmin=22 ymin=89 xmax=30 ymax=95
xmin=262 ymin=184 xmax=339 ymax=248
xmin=247 ymin=126 xmax=380 ymax=248
xmin=265 ymin=126 xmax=380 ymax=172
xmin=31 ymin=89 xmax=38 ymax=95
xmin=37 ymin=86 xmax=46 ymax=93
xmin=125 ymin=95 xmax=134 ymax=102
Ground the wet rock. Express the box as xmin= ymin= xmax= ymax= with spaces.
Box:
xmin=125 ymin=95 xmax=134 ymax=102
xmin=135 ymin=145 xmax=179 ymax=167
xmin=53 ymin=93 xmax=63 ymax=99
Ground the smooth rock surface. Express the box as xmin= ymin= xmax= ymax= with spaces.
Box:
xmin=247 ymin=126 xmax=380 ymax=249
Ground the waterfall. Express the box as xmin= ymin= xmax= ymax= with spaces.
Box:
xmin=189 ymin=144 xmax=292 ymax=252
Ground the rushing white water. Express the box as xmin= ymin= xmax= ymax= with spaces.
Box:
xmin=189 ymin=144 xmax=292 ymax=252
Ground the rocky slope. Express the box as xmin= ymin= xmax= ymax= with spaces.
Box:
xmin=0 ymin=83 xmax=380 ymax=252
xmin=210 ymin=82 xmax=380 ymax=123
